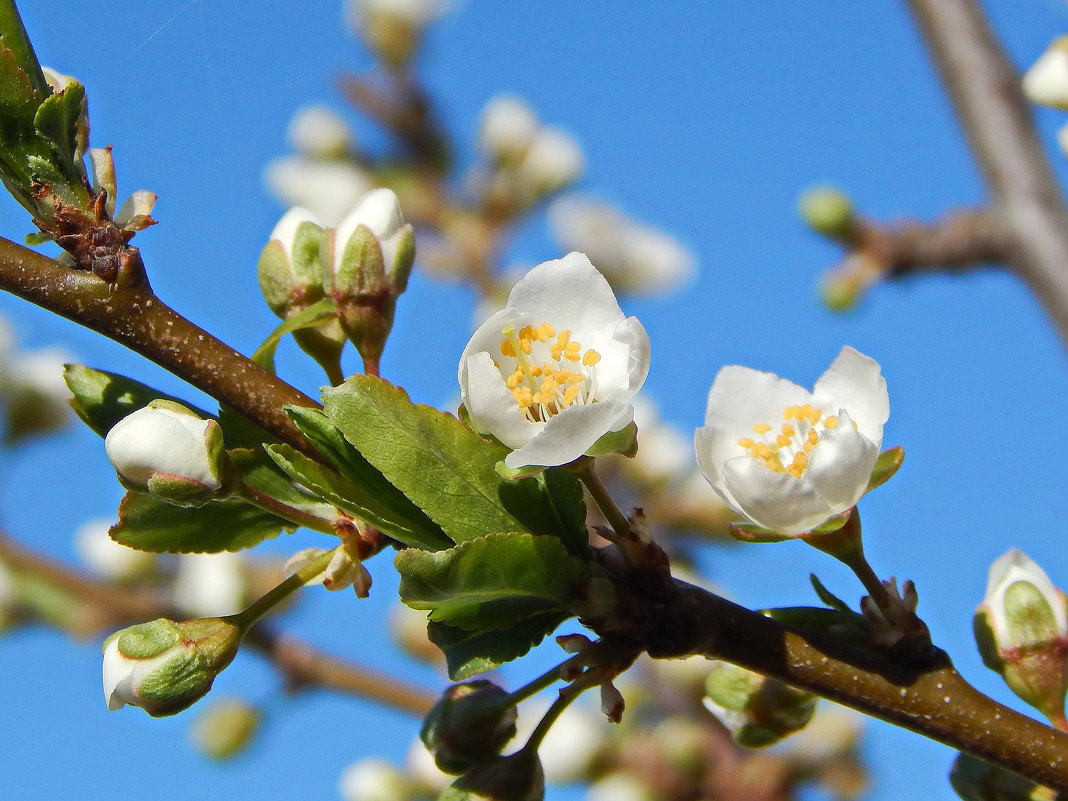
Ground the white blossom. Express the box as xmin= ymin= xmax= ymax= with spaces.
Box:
xmin=1023 ymin=36 xmax=1068 ymax=111
xmin=480 ymin=95 xmax=539 ymax=162
xmin=459 ymin=252 xmax=650 ymax=469
xmin=332 ymin=188 xmax=408 ymax=278
xmin=172 ymin=553 xmax=246 ymax=617
xmin=348 ymin=0 xmax=449 ymax=27
xmin=264 ymin=156 xmax=374 ymax=227
xmin=516 ymin=127 xmax=584 ymax=192
xmin=695 ymin=347 xmax=889 ymax=535
xmin=287 ymin=105 xmax=352 ymax=159
xmin=75 ymin=518 xmax=155 ymax=581
xmin=339 ymin=757 xmax=413 ymax=801
xmin=981 ymin=548 xmax=1068 ymax=650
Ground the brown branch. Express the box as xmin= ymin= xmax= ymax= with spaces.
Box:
xmin=0 ymin=532 xmax=437 ymax=716
xmin=0 ymin=236 xmax=321 ymax=456
xmin=905 ymin=0 xmax=1068 ymax=344
xmin=647 ymin=582 xmax=1068 ymax=792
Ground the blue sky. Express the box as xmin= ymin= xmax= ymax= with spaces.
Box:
xmin=2 ymin=2 xmax=1068 ymax=800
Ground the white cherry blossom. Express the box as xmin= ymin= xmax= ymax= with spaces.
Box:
xmin=695 ymin=346 xmax=889 ymax=535
xmin=459 ymin=252 xmax=650 ymax=469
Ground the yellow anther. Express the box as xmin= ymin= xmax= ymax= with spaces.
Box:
xmin=776 ymin=434 xmax=791 ymax=448
xmin=752 ymin=423 xmax=772 ymax=435
xmin=540 ymin=378 xmax=556 ymax=395
xmin=784 ymin=405 xmax=801 ymax=421
xmin=501 ymin=340 xmax=516 ymax=357
xmin=506 ymin=373 xmax=523 ymax=390
xmin=539 ymin=322 xmax=555 ymax=340
xmin=563 ymin=385 xmax=581 ymax=405
xmin=804 ymin=405 xmax=822 ymax=425
xmin=781 ymin=423 xmax=796 ymax=438
xmin=754 ymin=443 xmax=774 ymax=459
xmin=520 ymin=337 xmax=532 ymax=355
xmin=824 ymin=416 xmax=838 ymax=429
xmin=737 ymin=438 xmax=755 ymax=449
xmin=557 ymin=330 xmax=571 ymax=346
xmin=582 ymin=350 xmax=601 ymax=367
xmin=803 ymin=441 xmax=814 ymax=453
xmin=568 ymin=373 xmax=585 ymax=384
xmin=792 ymin=452 xmax=809 ymax=471
xmin=807 ymin=429 xmax=819 ymax=445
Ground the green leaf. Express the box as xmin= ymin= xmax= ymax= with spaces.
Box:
xmin=396 ymin=532 xmax=584 ymax=631
xmin=64 ymin=364 xmax=213 ymax=437
xmin=33 ymin=80 xmax=84 ymax=180
xmin=429 ymin=611 xmax=570 ymax=681
xmin=322 ymin=375 xmax=575 ymax=544
xmin=251 ymin=297 xmax=337 ymax=373
xmin=112 ymin=492 xmax=296 ymax=553
xmin=230 ymin=447 xmax=338 ymax=522
xmin=809 ymin=573 xmax=853 ymax=612
xmin=267 ymin=443 xmax=452 ymax=550
xmin=539 ymin=468 xmax=589 ymax=556
xmin=866 ymin=445 xmax=904 ymax=494
xmin=586 ymin=421 xmax=638 ymax=458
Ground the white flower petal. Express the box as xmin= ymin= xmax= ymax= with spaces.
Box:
xmin=461 ymin=351 xmax=540 ymax=449
xmin=506 ymin=253 xmax=624 ymax=336
xmin=720 ymin=457 xmax=835 ymax=535
xmin=804 ymin=410 xmax=878 ymax=510
xmin=504 ymin=401 xmax=632 ymax=469
xmin=811 ymin=346 xmax=888 ymax=445
xmin=703 ymin=365 xmax=812 ymax=437
xmin=694 ymin=425 xmax=744 ymax=511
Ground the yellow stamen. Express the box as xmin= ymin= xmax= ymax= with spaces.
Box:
xmin=752 ymin=423 xmax=772 ymax=434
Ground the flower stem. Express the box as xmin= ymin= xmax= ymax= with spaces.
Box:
xmin=235 ymin=482 xmax=339 ymax=535
xmin=230 ymin=547 xmax=338 ymax=632
xmin=506 ymin=654 xmax=582 ymax=707
xmin=575 ymin=458 xmax=630 ymax=543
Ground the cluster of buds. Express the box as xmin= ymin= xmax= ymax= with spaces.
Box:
xmin=259 ymin=188 xmax=415 ymax=376
xmin=346 ymin=0 xmax=449 ymax=69
xmin=477 ymin=95 xmax=584 ymax=211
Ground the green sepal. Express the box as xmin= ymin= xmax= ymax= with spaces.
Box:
xmin=807 ymin=508 xmax=853 ymax=535
xmin=429 ymin=611 xmax=570 ymax=681
xmin=728 ymin=523 xmax=794 ymax=543
xmin=586 ymin=421 xmax=638 ymax=458
xmin=112 ymin=491 xmax=296 ymax=553
xmin=333 ymin=223 xmax=384 ymax=296
xmin=322 ymin=375 xmax=585 ymax=545
xmin=24 ymin=230 xmax=48 ymax=245
xmin=283 ymin=405 xmax=452 ymax=549
xmin=810 ymin=573 xmax=853 ymax=612
xmin=396 ymin=532 xmax=584 ymax=631
xmin=34 ymin=79 xmax=87 ymax=180
xmin=64 ymin=364 xmax=213 ymax=437
xmin=251 ymin=296 xmax=338 ymax=373
xmin=144 ymin=473 xmax=221 ymax=509
xmin=266 ymin=442 xmax=452 ymax=550
xmin=865 ymin=445 xmax=905 ymax=494
xmin=116 ymin=618 xmax=181 ymax=659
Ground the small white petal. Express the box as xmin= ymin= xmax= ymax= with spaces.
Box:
xmin=480 ymin=95 xmax=538 ymax=160
xmin=288 ymin=105 xmax=352 ymax=159
xmin=720 ymin=457 xmax=834 ymax=535
xmin=461 ymin=351 xmax=541 ymax=449
xmin=811 ymin=346 xmax=888 ymax=445
xmin=505 ymin=400 xmax=633 ymax=469
xmin=803 ymin=411 xmax=878 ymax=510
xmin=1023 ymin=38 xmax=1068 ymax=111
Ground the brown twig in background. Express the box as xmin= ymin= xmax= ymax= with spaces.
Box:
xmin=0 ymin=532 xmax=437 ymax=716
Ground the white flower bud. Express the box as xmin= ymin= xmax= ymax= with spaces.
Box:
xmin=349 ymin=0 xmax=448 ymax=27
xmin=288 ymin=105 xmax=353 ymax=159
xmin=332 ymin=188 xmax=411 ymax=283
xmin=113 ymin=190 xmax=158 ymax=231
xmin=41 ymin=66 xmax=77 ymax=93
xmin=172 ymin=553 xmax=246 ymax=618
xmin=479 ymin=95 xmax=538 ymax=162
xmin=516 ymin=127 xmax=584 ymax=193
xmin=104 ymin=401 xmax=227 ymax=505
xmin=283 ymin=546 xmax=371 ymax=597
xmin=264 ymin=156 xmax=374 ymax=227
xmin=1023 ymin=36 xmax=1068 ymax=111
xmin=339 ymin=757 xmax=414 ymax=801
xmin=75 ymin=518 xmax=155 ymax=581
xmin=3 ymin=347 xmax=74 ymax=442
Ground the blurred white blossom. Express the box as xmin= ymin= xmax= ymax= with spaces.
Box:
xmin=172 ymin=552 xmax=246 ymax=617
xmin=586 ymin=773 xmax=656 ymax=801
xmin=406 ymin=739 xmax=451 ymax=794
xmin=549 ymin=194 xmax=695 ymax=295
xmin=516 ymin=126 xmax=584 ymax=193
xmin=75 ymin=518 xmax=155 ymax=581
xmin=1023 ymin=36 xmax=1068 ymax=110
xmin=339 ymin=757 xmax=414 ymax=801
xmin=264 ymin=157 xmax=374 ymax=227
xmin=288 ymin=105 xmax=353 ymax=159
xmin=480 ymin=95 xmax=539 ymax=162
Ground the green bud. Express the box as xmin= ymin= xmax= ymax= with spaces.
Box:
xmin=798 ymin=186 xmax=856 ymax=240
xmin=950 ymin=753 xmax=1056 ymax=801
xmin=191 ymin=697 xmax=262 ymax=760
xmin=438 ymin=750 xmax=544 ymax=801
xmin=421 ymin=681 xmax=518 ymax=775
xmin=975 ymin=549 xmax=1068 ymax=721
xmin=102 ymin=617 xmax=242 ymax=717
xmin=703 ymin=663 xmax=816 ymax=748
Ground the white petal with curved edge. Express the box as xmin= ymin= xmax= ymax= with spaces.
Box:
xmin=694 ymin=424 xmax=744 ymax=509
xmin=804 ymin=410 xmax=878 ymax=510
xmin=504 ymin=400 xmax=633 ymax=469
xmin=703 ymin=366 xmax=812 ymax=434
xmin=720 ymin=457 xmax=835 ymax=535
xmin=461 ymin=351 xmax=540 ymax=449
xmin=812 ymin=346 xmax=888 ymax=445
xmin=506 ymin=253 xmax=626 ymax=336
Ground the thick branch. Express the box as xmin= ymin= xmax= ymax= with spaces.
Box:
xmin=0 ymin=532 xmax=436 ymax=716
xmin=906 ymin=0 xmax=1068 ymax=344
xmin=651 ymin=582 xmax=1068 ymax=792
xmin=0 ymin=236 xmax=320 ymax=455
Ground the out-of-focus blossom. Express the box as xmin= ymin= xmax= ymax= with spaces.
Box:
xmin=585 ymin=773 xmax=656 ymax=801
xmin=407 ymin=739 xmax=452 ymax=794
xmin=339 ymin=757 xmax=415 ymax=801
xmin=172 ymin=552 xmax=246 ymax=618
xmin=288 ymin=105 xmax=353 ymax=160
xmin=1023 ymin=36 xmax=1068 ymax=111
xmin=549 ymin=195 xmax=695 ymax=296
xmin=191 ymin=697 xmax=262 ymax=760
xmin=75 ymin=518 xmax=155 ymax=581
xmin=264 ymin=156 xmax=374 ymax=227
xmin=515 ymin=127 xmax=584 ymax=194
xmin=283 ymin=546 xmax=371 ymax=597
xmin=479 ymin=95 xmax=539 ymax=163
xmin=4 ymin=347 xmax=74 ymax=442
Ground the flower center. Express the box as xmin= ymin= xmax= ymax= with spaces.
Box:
xmin=497 ymin=322 xmax=602 ymax=423
xmin=736 ymin=404 xmax=852 ymax=479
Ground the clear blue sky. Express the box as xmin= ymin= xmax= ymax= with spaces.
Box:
xmin=2 ymin=2 xmax=1067 ymax=800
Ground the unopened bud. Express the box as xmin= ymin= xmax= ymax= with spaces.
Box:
xmin=284 ymin=546 xmax=372 ymax=597
xmin=975 ymin=549 xmax=1068 ymax=720
xmin=703 ymin=662 xmax=816 ymax=748
xmin=347 ymin=0 xmax=448 ymax=68
xmin=950 ymin=752 xmax=1054 ymax=801
xmin=102 ymin=616 xmax=242 ymax=717
xmin=3 ymin=347 xmax=73 ymax=444
xmin=439 ymin=749 xmax=544 ymax=801
xmin=288 ymin=105 xmax=353 ymax=160
xmin=104 ymin=401 xmax=231 ymax=507
xmin=1023 ymin=36 xmax=1068 ymax=111
xmin=41 ymin=66 xmax=88 ymax=162
xmin=191 ymin=697 xmax=261 ymax=760
xmin=798 ymin=186 xmax=856 ymax=240
xmin=515 ymin=127 xmax=583 ymax=196
xmin=479 ymin=96 xmax=538 ymax=163
xmin=420 ymin=680 xmax=518 ymax=775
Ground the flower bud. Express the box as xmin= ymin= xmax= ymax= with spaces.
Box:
xmin=797 ymin=186 xmax=856 ymax=240
xmin=950 ymin=752 xmax=1049 ymax=801
xmin=284 ymin=546 xmax=372 ymax=597
xmin=102 ymin=616 xmax=242 ymax=717
xmin=172 ymin=553 xmax=247 ymax=617
xmin=974 ymin=549 xmax=1068 ymax=720
xmin=191 ymin=697 xmax=261 ymax=760
xmin=288 ymin=105 xmax=353 ymax=160
xmin=439 ymin=749 xmax=544 ymax=801
xmin=420 ymin=680 xmax=518 ymax=775
xmin=41 ymin=66 xmax=88 ymax=162
xmin=515 ymin=127 xmax=583 ymax=196
xmin=75 ymin=517 xmax=155 ymax=582
xmin=339 ymin=757 xmax=416 ymax=801
xmin=104 ymin=401 xmax=231 ymax=507
xmin=479 ymin=95 xmax=538 ymax=163
xmin=1023 ymin=36 xmax=1068 ymax=111
xmin=703 ymin=662 xmax=816 ymax=748
xmin=324 ymin=188 xmax=416 ymax=369
xmin=2 ymin=347 xmax=73 ymax=444
xmin=347 ymin=0 xmax=449 ymax=68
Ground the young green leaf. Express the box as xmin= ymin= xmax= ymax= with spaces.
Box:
xmin=250 ymin=296 xmax=337 ymax=373
xmin=428 ymin=612 xmax=570 ymax=681
xmin=396 ymin=532 xmax=584 ymax=632
xmin=267 ymin=443 xmax=452 ymax=550
xmin=322 ymin=375 xmax=584 ymax=544
xmin=112 ymin=492 xmax=295 ymax=553
xmin=64 ymin=365 xmax=214 ymax=437
xmin=33 ymin=81 xmax=85 ymax=180
xmin=230 ymin=448 xmax=339 ymax=522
